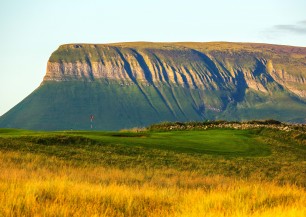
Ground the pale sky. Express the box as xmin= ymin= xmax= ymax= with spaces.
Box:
xmin=1 ymin=0 xmax=306 ymax=116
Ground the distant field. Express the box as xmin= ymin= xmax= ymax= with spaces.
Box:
xmin=0 ymin=127 xmax=305 ymax=216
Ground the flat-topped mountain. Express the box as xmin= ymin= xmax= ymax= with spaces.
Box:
xmin=1 ymin=42 xmax=306 ymax=130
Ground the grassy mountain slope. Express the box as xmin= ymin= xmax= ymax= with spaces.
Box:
xmin=1 ymin=81 xmax=305 ymax=130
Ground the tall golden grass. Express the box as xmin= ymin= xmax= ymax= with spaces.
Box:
xmin=0 ymin=151 xmax=305 ymax=217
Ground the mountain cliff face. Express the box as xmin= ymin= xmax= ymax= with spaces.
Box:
xmin=44 ymin=42 xmax=306 ymax=98
xmin=1 ymin=42 xmax=306 ymax=130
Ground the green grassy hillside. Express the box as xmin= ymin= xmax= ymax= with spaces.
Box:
xmin=0 ymin=126 xmax=304 ymax=184
xmin=0 ymin=80 xmax=305 ymax=130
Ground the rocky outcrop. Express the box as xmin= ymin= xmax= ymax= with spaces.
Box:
xmin=44 ymin=42 xmax=306 ymax=100
xmin=270 ymin=68 xmax=306 ymax=98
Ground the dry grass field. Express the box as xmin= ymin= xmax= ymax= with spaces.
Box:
xmin=0 ymin=127 xmax=305 ymax=216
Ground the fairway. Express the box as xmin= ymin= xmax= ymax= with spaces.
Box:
xmin=0 ymin=128 xmax=269 ymax=157
xmin=148 ymin=130 xmax=268 ymax=155
xmin=99 ymin=129 xmax=269 ymax=156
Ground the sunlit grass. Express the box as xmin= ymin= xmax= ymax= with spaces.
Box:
xmin=0 ymin=151 xmax=305 ymax=217
xmin=0 ymin=128 xmax=305 ymax=216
